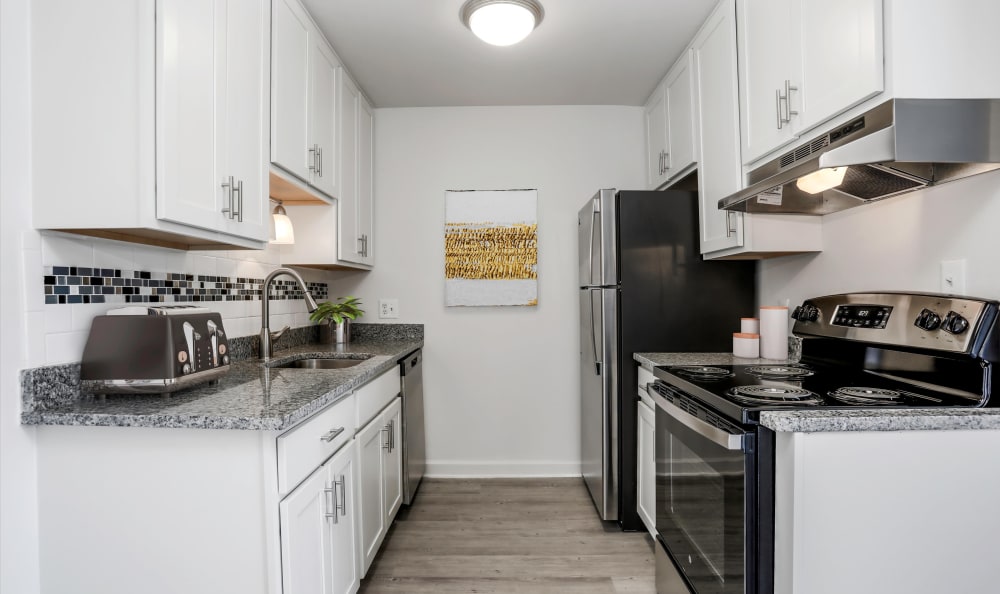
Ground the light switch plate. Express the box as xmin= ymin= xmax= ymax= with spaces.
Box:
xmin=379 ymin=298 xmax=399 ymax=319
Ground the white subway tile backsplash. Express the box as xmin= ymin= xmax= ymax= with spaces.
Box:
xmin=45 ymin=331 xmax=89 ymax=365
xmin=41 ymin=232 xmax=94 ymax=267
xmin=24 ymin=312 xmax=46 ymax=367
xmin=71 ymin=303 xmax=117 ymax=332
xmin=22 ymin=248 xmax=44 ymax=312
xmin=92 ymin=238 xmax=134 ymax=271
xmin=132 ymin=244 xmax=169 ymax=275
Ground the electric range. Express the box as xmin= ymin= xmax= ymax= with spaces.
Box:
xmin=648 ymin=292 xmax=1000 ymax=594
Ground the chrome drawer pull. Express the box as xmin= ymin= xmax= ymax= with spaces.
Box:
xmin=320 ymin=427 xmax=345 ymax=442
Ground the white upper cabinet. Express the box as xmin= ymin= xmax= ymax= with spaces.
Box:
xmin=644 ymin=84 xmax=669 ymax=189
xmin=337 ymin=71 xmax=361 ymax=264
xmin=694 ymin=0 xmax=823 ymax=259
xmin=644 ymin=52 xmax=697 ymax=189
xmin=32 ymin=0 xmax=270 ymax=250
xmin=737 ymin=0 xmax=883 ymax=165
xmin=271 ymin=0 xmax=340 ymax=198
xmin=692 ymin=0 xmax=745 ymax=254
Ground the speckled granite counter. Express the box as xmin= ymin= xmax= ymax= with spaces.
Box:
xmin=21 ymin=326 xmax=422 ymax=431
xmin=633 ymin=348 xmax=1000 ymax=433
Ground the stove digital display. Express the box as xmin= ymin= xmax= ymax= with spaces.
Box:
xmin=833 ymin=305 xmax=892 ymax=329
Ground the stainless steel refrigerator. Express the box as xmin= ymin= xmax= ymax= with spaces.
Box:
xmin=578 ymin=189 xmax=756 ymax=529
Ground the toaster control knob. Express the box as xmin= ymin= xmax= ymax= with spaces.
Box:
xmin=805 ymin=305 xmax=819 ymax=322
xmin=914 ymin=308 xmax=942 ymax=331
xmin=178 ymin=350 xmax=188 ymax=363
xmin=218 ymin=343 xmax=227 ymax=355
xmin=222 ymin=355 xmax=230 ymax=366
xmin=182 ymin=363 xmax=192 ymax=375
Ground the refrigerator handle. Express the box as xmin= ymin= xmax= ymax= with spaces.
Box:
xmin=589 ymin=208 xmax=600 ymax=287
xmin=590 ymin=289 xmax=602 ymax=376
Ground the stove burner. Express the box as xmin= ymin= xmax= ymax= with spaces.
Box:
xmin=745 ymin=365 xmax=814 ymax=379
xmin=726 ymin=385 xmax=823 ymax=406
xmin=828 ymin=387 xmax=903 ymax=406
xmin=673 ymin=366 xmax=734 ymax=380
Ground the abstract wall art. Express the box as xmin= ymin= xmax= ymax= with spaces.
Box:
xmin=444 ymin=189 xmax=538 ymax=307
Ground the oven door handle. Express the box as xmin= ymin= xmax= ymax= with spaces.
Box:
xmin=652 ymin=391 xmax=746 ymax=452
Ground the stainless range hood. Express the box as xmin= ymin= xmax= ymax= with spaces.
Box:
xmin=718 ymin=99 xmax=1000 ymax=215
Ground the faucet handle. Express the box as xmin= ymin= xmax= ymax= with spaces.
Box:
xmin=270 ymin=326 xmax=290 ymax=342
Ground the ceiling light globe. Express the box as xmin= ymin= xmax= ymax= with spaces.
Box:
xmin=462 ymin=0 xmax=544 ymax=47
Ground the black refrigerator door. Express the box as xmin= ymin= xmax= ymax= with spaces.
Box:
xmin=614 ymin=190 xmax=756 ymax=531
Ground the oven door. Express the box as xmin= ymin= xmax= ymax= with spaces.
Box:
xmin=651 ymin=382 xmax=757 ymax=594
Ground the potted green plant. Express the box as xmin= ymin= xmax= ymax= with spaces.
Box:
xmin=309 ymin=296 xmax=364 ymax=344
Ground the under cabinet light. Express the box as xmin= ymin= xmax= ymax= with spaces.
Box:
xmin=796 ymin=167 xmax=848 ymax=194
xmin=270 ymin=200 xmax=295 ymax=245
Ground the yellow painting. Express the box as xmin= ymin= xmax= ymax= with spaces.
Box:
xmin=444 ymin=190 xmax=538 ymax=307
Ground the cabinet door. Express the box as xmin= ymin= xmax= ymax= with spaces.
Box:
xmin=221 ymin=0 xmax=268 ymax=241
xmin=796 ymin=0 xmax=883 ymax=133
xmin=271 ymin=0 xmax=312 ymax=181
xmin=337 ymin=71 xmax=363 ymax=264
xmin=636 ymin=400 xmax=655 ymax=537
xmin=327 ymin=441 xmax=360 ymax=594
xmin=309 ymin=41 xmax=339 ymax=198
xmin=279 ymin=465 xmax=333 ymax=594
xmin=356 ymin=96 xmax=374 ymax=266
xmin=737 ymin=0 xmax=798 ymax=164
xmin=643 ymin=83 xmax=669 ymax=189
xmin=694 ymin=0 xmax=745 ymax=254
xmin=664 ymin=51 xmax=697 ymax=180
xmin=382 ymin=398 xmax=403 ymax=523
xmin=356 ymin=410 xmax=385 ymax=573
xmin=156 ymin=0 xmax=226 ymax=232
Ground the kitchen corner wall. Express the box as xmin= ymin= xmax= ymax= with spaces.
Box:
xmin=758 ymin=170 xmax=1000 ymax=309
xmin=323 ymin=105 xmax=646 ymax=477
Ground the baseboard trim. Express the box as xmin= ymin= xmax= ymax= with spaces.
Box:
xmin=424 ymin=461 xmax=582 ymax=478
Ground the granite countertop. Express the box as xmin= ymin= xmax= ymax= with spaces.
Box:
xmin=633 ymin=350 xmax=1000 ymax=433
xmin=21 ymin=328 xmax=422 ymax=432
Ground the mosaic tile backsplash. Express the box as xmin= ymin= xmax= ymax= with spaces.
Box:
xmin=43 ymin=265 xmax=329 ymax=305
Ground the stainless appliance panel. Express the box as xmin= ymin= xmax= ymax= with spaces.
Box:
xmin=400 ymin=349 xmax=425 ymax=506
xmin=580 ymin=287 xmax=618 ymax=520
xmin=653 ymin=386 xmax=751 ymax=593
xmin=577 ymin=189 xmax=618 ymax=287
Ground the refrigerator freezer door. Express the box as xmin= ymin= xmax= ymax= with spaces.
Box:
xmin=580 ymin=287 xmax=619 ymax=521
xmin=577 ymin=190 xmax=618 ymax=287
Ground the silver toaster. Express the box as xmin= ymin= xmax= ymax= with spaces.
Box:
xmin=81 ymin=306 xmax=232 ymax=395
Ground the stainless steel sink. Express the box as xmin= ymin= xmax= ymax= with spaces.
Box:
xmin=270 ymin=356 xmax=371 ymax=369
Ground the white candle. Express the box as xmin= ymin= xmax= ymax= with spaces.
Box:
xmin=759 ymin=306 xmax=789 ymax=359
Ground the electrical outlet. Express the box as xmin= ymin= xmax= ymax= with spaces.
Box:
xmin=379 ymin=298 xmax=399 ymax=319
xmin=941 ymin=259 xmax=967 ymax=294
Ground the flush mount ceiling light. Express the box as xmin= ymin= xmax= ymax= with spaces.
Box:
xmin=270 ymin=200 xmax=295 ymax=245
xmin=460 ymin=0 xmax=544 ymax=46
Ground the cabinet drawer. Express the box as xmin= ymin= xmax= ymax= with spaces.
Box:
xmin=356 ymin=366 xmax=401 ymax=429
xmin=277 ymin=393 xmax=356 ymax=496
xmin=637 ymin=366 xmax=655 ymax=409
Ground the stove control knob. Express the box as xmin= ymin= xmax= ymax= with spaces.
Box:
xmin=914 ymin=308 xmax=942 ymax=331
xmin=942 ymin=311 xmax=970 ymax=335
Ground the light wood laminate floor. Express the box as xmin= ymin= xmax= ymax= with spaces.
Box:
xmin=358 ymin=478 xmax=655 ymax=594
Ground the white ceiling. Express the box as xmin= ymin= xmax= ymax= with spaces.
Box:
xmin=301 ymin=0 xmax=718 ymax=108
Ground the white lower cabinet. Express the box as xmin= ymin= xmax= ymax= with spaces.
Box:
xmin=636 ymin=398 xmax=656 ymax=537
xmin=357 ymin=397 xmax=403 ymax=574
xmin=280 ymin=440 xmax=359 ymax=594
xmin=34 ymin=366 xmax=405 ymax=594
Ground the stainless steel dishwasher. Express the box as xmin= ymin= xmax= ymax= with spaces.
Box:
xmin=400 ymin=349 xmax=425 ymax=505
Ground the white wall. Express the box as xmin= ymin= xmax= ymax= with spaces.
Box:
xmin=324 ymin=105 xmax=646 ymax=476
xmin=759 ymin=170 xmax=1000 ymax=307
xmin=1 ymin=0 xmax=41 ymax=590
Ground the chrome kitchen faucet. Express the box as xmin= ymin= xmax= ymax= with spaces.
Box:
xmin=259 ymin=267 xmax=319 ymax=361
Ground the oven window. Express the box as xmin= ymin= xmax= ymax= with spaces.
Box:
xmin=656 ymin=405 xmax=748 ymax=593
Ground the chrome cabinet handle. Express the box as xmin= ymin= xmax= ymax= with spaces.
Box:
xmin=363 ymin=234 xmax=369 ymax=258
xmin=663 ymin=150 xmax=670 ymax=173
xmin=382 ymin=424 xmax=391 ymax=451
xmin=234 ymin=179 xmax=243 ymax=222
xmin=357 ymin=236 xmax=364 ymax=256
xmin=725 ymin=211 xmax=738 ymax=237
xmin=316 ymin=146 xmax=323 ymax=178
xmin=320 ymin=426 xmax=345 ymax=442
xmin=334 ymin=475 xmax=346 ymax=517
xmin=389 ymin=420 xmax=395 ymax=452
xmin=777 ymin=80 xmax=799 ymax=128
xmin=221 ymin=176 xmax=236 ymax=219
xmin=308 ymin=145 xmax=318 ymax=172
xmin=657 ymin=151 xmax=663 ymax=176
xmin=324 ymin=483 xmax=337 ymax=523
xmin=776 ymin=88 xmax=783 ymax=129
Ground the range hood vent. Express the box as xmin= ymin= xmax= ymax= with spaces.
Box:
xmin=719 ymin=99 xmax=1000 ymax=215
